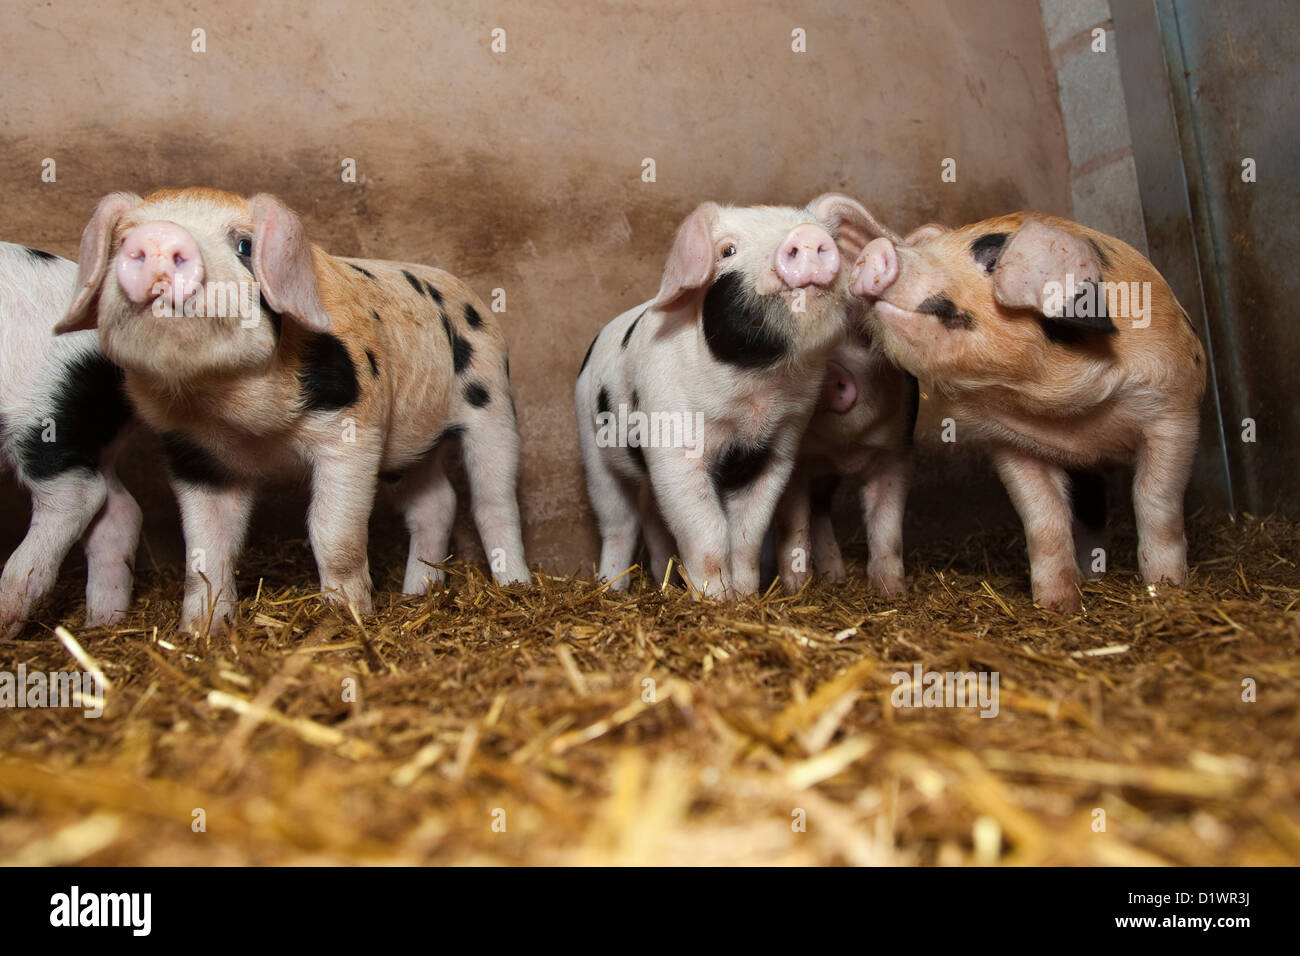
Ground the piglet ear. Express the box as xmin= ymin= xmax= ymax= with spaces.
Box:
xmin=54 ymin=191 xmax=141 ymax=334
xmin=992 ymin=217 xmax=1102 ymax=319
xmin=250 ymin=193 xmax=331 ymax=334
xmin=651 ymin=202 xmax=720 ymax=311
xmin=809 ymin=193 xmax=901 ymax=257
xmin=903 ymin=223 xmax=948 ymax=245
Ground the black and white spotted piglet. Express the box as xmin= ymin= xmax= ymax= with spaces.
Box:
xmin=0 ymin=243 xmax=140 ymax=638
xmin=575 ymin=197 xmax=866 ymax=598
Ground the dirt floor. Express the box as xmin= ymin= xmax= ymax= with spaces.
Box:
xmin=0 ymin=512 xmax=1297 ymax=866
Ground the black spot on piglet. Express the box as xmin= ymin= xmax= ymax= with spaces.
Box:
xmin=441 ymin=313 xmax=474 ymax=373
xmin=161 ymin=432 xmax=232 ymax=489
xmin=464 ymin=382 xmax=490 ymax=407
xmin=917 ymin=294 xmax=975 ymax=331
xmin=970 ymin=233 xmax=1007 ymax=274
xmin=25 ymin=247 xmax=60 ymax=263
xmin=299 ymin=333 xmax=359 ymax=411
xmin=711 ymin=439 xmax=771 ymax=495
xmin=365 ymin=349 xmax=380 ymax=378
xmin=348 ymin=263 xmax=376 ymax=280
xmin=463 ymin=303 xmax=483 ymax=328
xmin=17 ymin=353 xmax=131 ymax=482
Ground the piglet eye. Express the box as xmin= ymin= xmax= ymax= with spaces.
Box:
xmin=721 ymin=244 xmax=737 ymax=258
xmin=236 ymin=237 xmax=253 ymax=260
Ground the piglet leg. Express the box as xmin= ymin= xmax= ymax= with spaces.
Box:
xmin=82 ymin=469 xmax=142 ymax=627
xmin=395 ymin=450 xmax=457 ymax=594
xmin=175 ymin=481 xmax=254 ymax=635
xmin=1133 ymin=416 xmax=1197 ymax=586
xmin=809 ymin=476 xmax=846 ymax=584
xmin=860 ymin=450 xmax=910 ymax=596
xmin=774 ymin=469 xmax=813 ymax=594
xmin=308 ymin=446 xmax=378 ymax=614
xmin=460 ymin=412 xmax=531 ymax=586
xmin=723 ymin=443 xmax=799 ymax=597
xmin=637 ymin=483 xmax=674 ymax=585
xmin=0 ymin=472 xmax=107 ymax=639
xmin=991 ymin=446 xmax=1080 ymax=612
xmin=651 ymin=454 xmax=732 ymax=599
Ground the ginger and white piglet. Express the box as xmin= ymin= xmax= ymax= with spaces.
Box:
xmin=850 ymin=213 xmax=1206 ymax=611
xmin=576 ymin=196 xmax=864 ymax=599
xmin=0 ymin=243 xmax=141 ymax=638
xmin=56 ymin=189 xmax=530 ymax=634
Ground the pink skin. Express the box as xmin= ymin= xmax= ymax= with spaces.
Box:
xmin=775 ymin=223 xmax=840 ymax=289
xmin=116 ymin=221 xmax=205 ymax=311
xmin=819 ymin=359 xmax=857 ymax=413
xmin=849 ymin=236 xmax=898 ymax=299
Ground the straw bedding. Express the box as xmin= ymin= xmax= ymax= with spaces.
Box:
xmin=0 ymin=512 xmax=1296 ymax=865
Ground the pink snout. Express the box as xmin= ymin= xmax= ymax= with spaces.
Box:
xmin=775 ymin=224 xmax=840 ymax=289
xmin=850 ymin=237 xmax=899 ymax=299
xmin=116 ymin=221 xmax=205 ymax=309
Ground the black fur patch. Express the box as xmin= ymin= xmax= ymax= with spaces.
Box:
xmin=441 ymin=313 xmax=474 ymax=373
xmin=597 ymin=387 xmax=611 ymax=416
xmin=628 ymin=444 xmax=648 ymax=472
xmin=711 ymin=439 xmax=771 ymax=495
xmin=463 ymin=303 xmax=483 ymax=328
xmin=348 ymin=263 xmax=376 ymax=280
xmin=970 ymin=233 xmax=1008 ymax=274
xmin=299 ymin=334 xmax=359 ymax=411
xmin=464 ymin=382 xmax=490 ymax=407
xmin=917 ymin=294 xmax=975 ymax=331
xmin=631 ymin=389 xmax=639 ymax=409
xmin=579 ymin=332 xmax=599 ymax=376
xmin=423 ymin=280 xmax=444 ymax=305
xmin=401 ymin=269 xmax=424 ymax=295
xmin=621 ymin=311 xmax=644 ymax=350
xmin=1068 ymin=470 xmax=1107 ymax=531
xmin=25 ymin=246 xmax=60 ymax=263
xmin=161 ymin=431 xmax=232 ymax=488
xmin=16 ymin=354 xmax=131 ymax=482
xmin=702 ymin=271 xmax=789 ymax=368
xmin=365 ymin=349 xmax=380 ymax=378
xmin=810 ymin=476 xmax=839 ymax=514
xmin=370 ymin=309 xmax=383 ymax=323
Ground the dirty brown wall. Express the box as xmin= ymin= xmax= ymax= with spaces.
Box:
xmin=0 ymin=0 xmax=1070 ymax=582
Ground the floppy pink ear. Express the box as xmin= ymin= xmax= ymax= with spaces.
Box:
xmin=250 ymin=193 xmax=330 ymax=333
xmin=808 ymin=193 xmax=902 ymax=257
xmin=992 ymin=217 xmax=1102 ymax=318
xmin=650 ymin=202 xmax=720 ymax=311
xmin=54 ymin=191 xmax=141 ymax=334
xmin=903 ymin=223 xmax=948 ymax=246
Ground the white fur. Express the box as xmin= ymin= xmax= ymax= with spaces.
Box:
xmin=0 ymin=243 xmax=140 ymax=637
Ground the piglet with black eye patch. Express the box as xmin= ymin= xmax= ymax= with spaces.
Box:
xmin=575 ymin=196 xmax=862 ymax=599
xmin=0 ymin=243 xmax=140 ymax=638
xmin=56 ymin=189 xmax=530 ymax=635
xmin=849 ymin=213 xmax=1206 ymax=612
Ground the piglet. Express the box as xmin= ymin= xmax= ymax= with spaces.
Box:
xmin=576 ymin=196 xmax=867 ymax=598
xmin=0 ymin=243 xmax=140 ymax=638
xmin=56 ymin=189 xmax=530 ymax=634
xmin=771 ymin=198 xmax=919 ymax=596
xmin=850 ymin=214 xmax=1206 ymax=611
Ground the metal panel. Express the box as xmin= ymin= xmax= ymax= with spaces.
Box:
xmin=1114 ymin=0 xmax=1300 ymax=517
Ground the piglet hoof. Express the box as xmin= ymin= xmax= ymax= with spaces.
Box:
xmin=1032 ymin=581 xmax=1082 ymax=614
xmin=781 ymin=569 xmax=810 ymax=595
xmin=84 ymin=607 xmax=128 ymax=630
xmin=0 ymin=618 xmax=20 ymax=642
xmin=321 ymin=586 xmax=374 ymax=617
xmin=868 ymin=558 xmax=905 ymax=597
xmin=821 ymin=563 xmax=847 ymax=586
xmin=1139 ymin=555 xmax=1189 ymax=588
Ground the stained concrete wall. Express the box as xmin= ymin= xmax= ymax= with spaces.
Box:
xmin=0 ymin=0 xmax=1071 ymax=580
